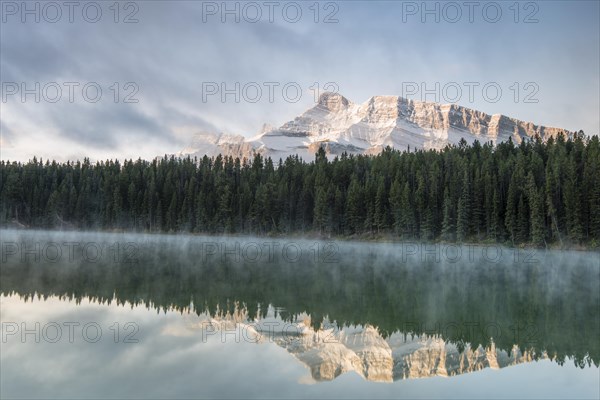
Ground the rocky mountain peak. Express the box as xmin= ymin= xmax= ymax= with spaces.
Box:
xmin=316 ymin=92 xmax=351 ymax=113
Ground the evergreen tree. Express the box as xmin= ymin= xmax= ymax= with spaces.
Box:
xmin=527 ymin=172 xmax=545 ymax=246
xmin=374 ymin=176 xmax=388 ymax=232
xmin=441 ymin=188 xmax=455 ymax=241
xmin=389 ymin=177 xmax=403 ymax=236
xmin=456 ymin=170 xmax=470 ymax=241
xmin=345 ymin=176 xmax=363 ymax=234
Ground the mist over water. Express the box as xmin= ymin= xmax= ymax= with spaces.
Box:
xmin=2 ymin=230 xmax=598 ymax=356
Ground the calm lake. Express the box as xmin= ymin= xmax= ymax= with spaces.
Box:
xmin=1 ymin=230 xmax=599 ymax=399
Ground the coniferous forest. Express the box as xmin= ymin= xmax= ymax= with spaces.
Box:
xmin=1 ymin=134 xmax=599 ymax=247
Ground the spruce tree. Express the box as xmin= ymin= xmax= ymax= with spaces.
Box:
xmin=456 ymin=171 xmax=470 ymax=241
xmin=441 ymin=188 xmax=455 ymax=241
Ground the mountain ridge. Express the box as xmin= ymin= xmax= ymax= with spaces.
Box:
xmin=179 ymin=92 xmax=572 ymax=160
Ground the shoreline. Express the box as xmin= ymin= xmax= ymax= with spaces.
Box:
xmin=2 ymin=226 xmax=598 ymax=253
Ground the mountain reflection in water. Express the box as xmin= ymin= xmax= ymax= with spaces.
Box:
xmin=1 ymin=230 xmax=598 ymax=384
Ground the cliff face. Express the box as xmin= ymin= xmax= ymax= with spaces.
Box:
xmin=179 ymin=93 xmax=570 ymax=160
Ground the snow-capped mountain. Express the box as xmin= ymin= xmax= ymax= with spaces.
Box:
xmin=179 ymin=93 xmax=570 ymax=160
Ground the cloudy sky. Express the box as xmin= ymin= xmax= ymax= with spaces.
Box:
xmin=1 ymin=0 xmax=598 ymax=162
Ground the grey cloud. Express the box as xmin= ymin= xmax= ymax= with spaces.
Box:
xmin=47 ymin=103 xmax=169 ymax=149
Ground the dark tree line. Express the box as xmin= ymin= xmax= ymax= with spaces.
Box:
xmin=1 ymin=134 xmax=599 ymax=246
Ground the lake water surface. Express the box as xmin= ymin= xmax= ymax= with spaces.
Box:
xmin=1 ymin=230 xmax=599 ymax=399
